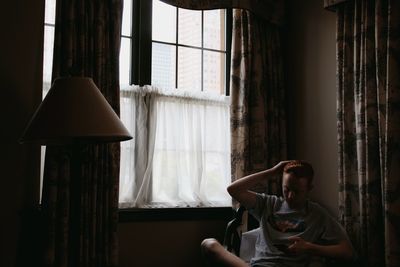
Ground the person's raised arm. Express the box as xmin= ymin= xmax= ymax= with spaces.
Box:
xmin=227 ymin=161 xmax=290 ymax=209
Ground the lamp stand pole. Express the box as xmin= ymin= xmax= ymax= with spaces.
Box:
xmin=68 ymin=144 xmax=85 ymax=267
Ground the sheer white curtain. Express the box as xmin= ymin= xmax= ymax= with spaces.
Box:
xmin=119 ymin=85 xmax=231 ymax=208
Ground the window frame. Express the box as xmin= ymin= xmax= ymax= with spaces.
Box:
xmin=127 ymin=0 xmax=232 ymax=95
xmin=119 ymin=207 xmax=233 ymax=222
xmin=119 ymin=1 xmax=233 ymax=217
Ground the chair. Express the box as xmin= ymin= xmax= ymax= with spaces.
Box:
xmin=223 ymin=206 xmax=257 ymax=256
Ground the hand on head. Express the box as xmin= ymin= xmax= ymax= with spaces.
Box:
xmin=272 ymin=160 xmax=292 ymax=173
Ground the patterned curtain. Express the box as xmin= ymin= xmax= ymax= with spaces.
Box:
xmin=336 ymin=1 xmax=400 ymax=266
xmin=324 ymin=0 xmax=350 ymax=10
xmin=41 ymin=0 xmax=123 ymax=267
xmin=160 ymin=0 xmax=285 ymax=26
xmin=230 ymin=9 xmax=287 ymax=195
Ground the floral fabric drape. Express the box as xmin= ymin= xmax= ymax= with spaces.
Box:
xmin=160 ymin=0 xmax=285 ymax=26
xmin=41 ymin=0 xmax=123 ymax=267
xmin=230 ymin=9 xmax=287 ymax=194
xmin=336 ymin=1 xmax=400 ymax=266
xmin=324 ymin=0 xmax=349 ymax=10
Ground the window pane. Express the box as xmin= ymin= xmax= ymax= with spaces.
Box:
xmin=152 ymin=0 xmax=176 ymax=43
xmin=204 ymin=9 xmax=225 ymax=50
xmin=45 ymin=0 xmax=56 ymax=25
xmin=178 ymin=9 xmax=201 ymax=47
xmin=152 ymin=42 xmax=176 ymax=89
xmin=203 ymin=51 xmax=225 ymax=94
xmin=122 ymin=0 xmax=132 ymax=36
xmin=152 ymin=150 xmax=179 ymax=204
xmin=43 ymin=26 xmax=54 ymax=97
xmin=150 ymin=94 xmax=231 ymax=207
xmin=178 ymin=47 xmax=201 ymax=90
xmin=120 ymin=37 xmax=131 ymax=86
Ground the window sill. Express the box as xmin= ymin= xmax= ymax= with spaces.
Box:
xmin=118 ymin=207 xmax=234 ymax=222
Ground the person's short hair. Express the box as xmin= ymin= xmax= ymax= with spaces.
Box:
xmin=283 ymin=160 xmax=314 ymax=186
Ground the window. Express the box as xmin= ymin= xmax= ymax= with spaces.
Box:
xmin=119 ymin=0 xmax=232 ymax=208
xmin=120 ymin=0 xmax=230 ymax=94
xmin=41 ymin=0 xmax=232 ymax=208
xmin=43 ymin=0 xmax=55 ymax=95
xmin=41 ymin=0 xmax=57 ymax=202
xmin=119 ymin=87 xmax=231 ymax=208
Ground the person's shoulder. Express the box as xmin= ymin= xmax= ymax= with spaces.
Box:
xmin=250 ymin=193 xmax=281 ymax=219
xmin=256 ymin=193 xmax=279 ymax=200
xmin=256 ymin=193 xmax=282 ymax=207
xmin=307 ymin=200 xmax=333 ymax=218
xmin=264 ymin=193 xmax=283 ymax=203
xmin=308 ymin=200 xmax=323 ymax=210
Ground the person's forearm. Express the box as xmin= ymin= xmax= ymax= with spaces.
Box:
xmin=227 ymin=168 xmax=277 ymax=196
xmin=227 ymin=165 xmax=282 ymax=208
xmin=307 ymin=241 xmax=353 ymax=260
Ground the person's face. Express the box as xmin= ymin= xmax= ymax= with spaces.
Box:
xmin=282 ymin=172 xmax=312 ymax=210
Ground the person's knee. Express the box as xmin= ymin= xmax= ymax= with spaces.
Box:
xmin=202 ymin=238 xmax=245 ymax=267
xmin=201 ymin=238 xmax=222 ymax=257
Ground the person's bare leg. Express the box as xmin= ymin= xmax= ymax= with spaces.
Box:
xmin=201 ymin=238 xmax=249 ymax=267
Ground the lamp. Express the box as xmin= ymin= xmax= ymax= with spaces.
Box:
xmin=19 ymin=77 xmax=132 ymax=266
xmin=20 ymin=76 xmax=132 ymax=144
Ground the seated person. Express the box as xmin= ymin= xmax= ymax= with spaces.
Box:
xmin=201 ymin=160 xmax=354 ymax=267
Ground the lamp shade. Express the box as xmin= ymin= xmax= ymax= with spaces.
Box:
xmin=20 ymin=77 xmax=132 ymax=145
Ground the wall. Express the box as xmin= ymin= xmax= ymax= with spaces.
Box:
xmin=0 ymin=0 xmax=44 ymax=266
xmin=119 ymin=219 xmax=228 ymax=267
xmin=285 ymin=0 xmax=339 ymax=215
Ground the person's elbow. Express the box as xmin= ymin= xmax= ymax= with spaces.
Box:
xmin=226 ymin=183 xmax=237 ymax=198
xmin=226 ymin=183 xmax=245 ymax=202
xmin=342 ymin=246 xmax=354 ymax=260
xmin=338 ymin=240 xmax=355 ymax=260
xmin=227 ymin=184 xmax=256 ymax=209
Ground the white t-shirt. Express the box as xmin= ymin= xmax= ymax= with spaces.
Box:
xmin=249 ymin=193 xmax=350 ymax=267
